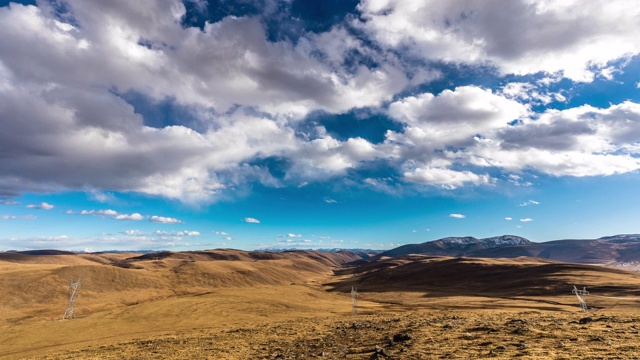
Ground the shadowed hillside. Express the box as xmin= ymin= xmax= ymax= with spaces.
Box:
xmin=328 ymin=255 xmax=640 ymax=298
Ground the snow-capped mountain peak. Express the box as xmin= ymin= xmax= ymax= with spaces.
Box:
xmin=435 ymin=235 xmax=530 ymax=249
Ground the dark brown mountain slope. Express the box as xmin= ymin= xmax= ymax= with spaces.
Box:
xmin=377 ymin=234 xmax=640 ymax=265
xmin=329 ymin=254 xmax=640 ymax=297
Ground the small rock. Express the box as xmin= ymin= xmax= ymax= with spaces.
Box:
xmin=513 ymin=326 xmax=530 ymax=334
xmin=369 ymin=346 xmax=389 ymax=360
xmin=393 ymin=333 xmax=412 ymax=342
xmin=513 ymin=343 xmax=527 ymax=350
xmin=579 ymin=317 xmax=592 ymax=324
xmin=505 ymin=318 xmax=527 ymax=325
xmin=495 ymin=345 xmax=506 ymax=351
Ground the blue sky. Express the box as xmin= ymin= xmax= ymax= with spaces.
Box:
xmin=1 ymin=0 xmax=639 ymax=251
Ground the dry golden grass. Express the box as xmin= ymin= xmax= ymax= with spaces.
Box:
xmin=25 ymin=310 xmax=640 ymax=359
xmin=3 ymin=251 xmax=640 ymax=359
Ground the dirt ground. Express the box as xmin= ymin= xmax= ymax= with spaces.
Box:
xmin=24 ymin=309 xmax=640 ymax=359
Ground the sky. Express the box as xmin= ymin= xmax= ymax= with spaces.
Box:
xmin=0 ymin=0 xmax=639 ymax=252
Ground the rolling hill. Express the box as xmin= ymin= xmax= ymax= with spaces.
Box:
xmin=0 ymin=249 xmax=362 ymax=325
xmin=329 ymin=254 xmax=640 ymax=297
xmin=4 ymin=246 xmax=640 ymax=359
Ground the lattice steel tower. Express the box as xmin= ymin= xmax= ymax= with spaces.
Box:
xmin=572 ymin=286 xmax=589 ymax=312
xmin=63 ymin=279 xmax=81 ymax=319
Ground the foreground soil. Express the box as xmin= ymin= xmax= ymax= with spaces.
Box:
xmin=25 ymin=310 xmax=640 ymax=359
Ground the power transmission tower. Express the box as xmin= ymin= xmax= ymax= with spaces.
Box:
xmin=572 ymin=286 xmax=589 ymax=312
xmin=351 ymin=286 xmax=358 ymax=316
xmin=63 ymin=279 xmax=81 ymax=319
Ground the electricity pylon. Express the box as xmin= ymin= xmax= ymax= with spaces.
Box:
xmin=572 ymin=286 xmax=589 ymax=312
xmin=63 ymin=279 xmax=81 ymax=319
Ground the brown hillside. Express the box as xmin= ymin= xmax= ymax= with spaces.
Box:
xmin=0 ymin=249 xmax=362 ymax=326
xmin=328 ymin=255 xmax=640 ymax=297
xmin=5 ymin=250 xmax=640 ymax=359
xmin=0 ymin=249 xmax=366 ymax=359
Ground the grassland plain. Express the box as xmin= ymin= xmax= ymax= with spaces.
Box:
xmin=25 ymin=310 xmax=640 ymax=359
xmin=2 ymin=251 xmax=640 ymax=359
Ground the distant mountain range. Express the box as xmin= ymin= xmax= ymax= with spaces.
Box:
xmin=377 ymin=234 xmax=640 ymax=265
xmin=379 ymin=235 xmax=531 ymax=258
xmin=5 ymin=234 xmax=640 ymax=266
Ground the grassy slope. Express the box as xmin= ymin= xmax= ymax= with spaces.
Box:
xmin=0 ymin=250 xmax=365 ymax=359
xmin=29 ymin=311 xmax=640 ymax=359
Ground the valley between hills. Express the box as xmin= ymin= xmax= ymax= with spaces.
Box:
xmin=3 ymin=236 xmax=640 ymax=359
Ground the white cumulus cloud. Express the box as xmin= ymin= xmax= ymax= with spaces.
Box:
xmin=114 ymin=213 xmax=144 ymax=221
xmin=1 ymin=214 xmax=36 ymax=220
xmin=0 ymin=0 xmax=638 ymax=204
xmin=0 ymin=1 xmax=421 ymax=202
xmin=357 ymin=0 xmax=640 ymax=82
xmin=519 ymin=200 xmax=540 ymax=207
xmin=149 ymin=216 xmax=182 ymax=224
xmin=26 ymin=202 xmax=54 ymax=210
xmin=403 ymin=167 xmax=492 ymax=189
xmin=387 ymin=86 xmax=528 ymax=150
xmin=78 ymin=209 xmax=143 ymax=221
xmin=175 ymin=230 xmax=200 ymax=236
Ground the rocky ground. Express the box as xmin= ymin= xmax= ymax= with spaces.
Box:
xmin=29 ymin=310 xmax=640 ymax=359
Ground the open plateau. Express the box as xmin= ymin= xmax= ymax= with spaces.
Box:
xmin=4 ymin=235 xmax=640 ymax=359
